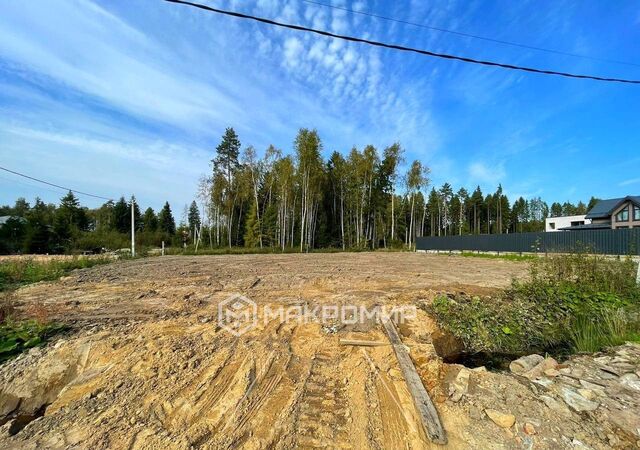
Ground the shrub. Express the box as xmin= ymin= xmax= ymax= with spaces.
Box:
xmin=429 ymin=253 xmax=640 ymax=356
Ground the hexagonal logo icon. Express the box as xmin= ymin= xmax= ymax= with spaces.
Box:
xmin=217 ymin=293 xmax=257 ymax=336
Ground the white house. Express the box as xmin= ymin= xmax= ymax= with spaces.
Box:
xmin=545 ymin=215 xmax=590 ymax=232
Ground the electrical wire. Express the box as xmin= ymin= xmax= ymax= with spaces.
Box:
xmin=163 ymin=0 xmax=640 ymax=84
xmin=300 ymin=0 xmax=640 ymax=68
xmin=0 ymin=166 xmax=113 ymax=201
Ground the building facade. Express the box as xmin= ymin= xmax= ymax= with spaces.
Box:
xmin=545 ymin=215 xmax=590 ymax=232
xmin=584 ymin=196 xmax=640 ymax=230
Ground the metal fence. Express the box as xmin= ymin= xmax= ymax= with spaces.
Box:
xmin=415 ymin=228 xmax=640 ymax=255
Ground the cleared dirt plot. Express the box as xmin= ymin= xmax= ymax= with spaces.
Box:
xmin=0 ymin=253 xmax=638 ymax=449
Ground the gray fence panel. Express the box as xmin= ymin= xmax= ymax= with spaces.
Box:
xmin=415 ymin=229 xmax=640 ymax=255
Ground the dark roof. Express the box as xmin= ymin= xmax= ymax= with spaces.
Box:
xmin=558 ymin=222 xmax=611 ymax=231
xmin=585 ymin=196 xmax=640 ymax=219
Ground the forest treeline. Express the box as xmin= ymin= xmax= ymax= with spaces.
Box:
xmin=1 ymin=127 xmax=598 ymax=254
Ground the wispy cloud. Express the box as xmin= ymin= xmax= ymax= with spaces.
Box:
xmin=619 ymin=178 xmax=640 ymax=187
xmin=468 ymin=161 xmax=506 ymax=184
xmin=0 ymin=0 xmax=638 ymax=210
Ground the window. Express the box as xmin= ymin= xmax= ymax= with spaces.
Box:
xmin=549 ymin=222 xmax=555 ymax=230
xmin=634 ymin=205 xmax=640 ymax=221
xmin=616 ymin=206 xmax=629 ymax=222
xmin=570 ymin=221 xmax=584 ymax=227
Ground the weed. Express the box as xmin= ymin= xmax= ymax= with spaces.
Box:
xmin=430 ymin=252 xmax=640 ymax=356
xmin=0 ymin=319 xmax=66 ymax=362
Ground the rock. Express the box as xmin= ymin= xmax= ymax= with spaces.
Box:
xmin=560 ymin=387 xmax=599 ymax=412
xmin=571 ymin=438 xmax=591 ymax=449
xmin=577 ymin=389 xmax=596 ymax=401
xmin=607 ymin=408 xmax=640 ymax=438
xmin=532 ymin=377 xmax=554 ymax=388
xmin=523 ymin=422 xmax=536 ymax=435
xmin=449 ymin=367 xmax=471 ymax=402
xmin=544 ymin=368 xmax=560 ymax=378
xmin=540 ymin=395 xmax=572 ymax=417
xmin=469 ymin=405 xmax=484 ymax=420
xmin=523 ymin=357 xmax=558 ymax=380
xmin=510 ymin=355 xmax=544 ymax=374
xmin=619 ymin=373 xmax=640 ymax=392
xmin=579 ymin=380 xmax=603 ymax=390
xmin=485 ymin=409 xmax=516 ymax=428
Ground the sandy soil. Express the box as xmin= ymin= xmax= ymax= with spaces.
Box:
xmin=0 ymin=253 xmax=637 ymax=449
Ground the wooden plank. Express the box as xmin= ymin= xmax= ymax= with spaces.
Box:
xmin=382 ymin=316 xmax=447 ymax=445
xmin=338 ymin=339 xmax=389 ymax=347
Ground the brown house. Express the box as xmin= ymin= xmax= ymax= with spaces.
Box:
xmin=583 ymin=196 xmax=640 ymax=229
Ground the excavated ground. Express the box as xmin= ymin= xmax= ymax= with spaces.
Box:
xmin=0 ymin=253 xmax=638 ymax=449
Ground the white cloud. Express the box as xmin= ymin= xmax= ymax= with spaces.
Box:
xmin=619 ymin=177 xmax=640 ymax=187
xmin=468 ymin=161 xmax=506 ymax=184
xmin=283 ymin=37 xmax=304 ymax=68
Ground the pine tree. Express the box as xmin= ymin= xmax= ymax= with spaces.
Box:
xmin=24 ymin=198 xmax=52 ymax=253
xmin=142 ymin=207 xmax=158 ymax=232
xmin=188 ymin=201 xmax=201 ymax=237
xmin=213 ymin=127 xmax=241 ymax=247
xmin=243 ymin=199 xmax=261 ymax=247
xmin=113 ymin=197 xmax=129 ymax=233
xmin=158 ymin=201 xmax=176 ymax=235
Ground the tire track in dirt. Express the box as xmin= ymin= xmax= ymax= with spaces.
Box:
xmin=290 ymin=346 xmax=352 ymax=449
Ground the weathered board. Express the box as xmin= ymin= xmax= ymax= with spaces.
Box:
xmin=382 ymin=316 xmax=447 ymax=445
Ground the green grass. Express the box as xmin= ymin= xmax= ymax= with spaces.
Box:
xmin=0 ymin=319 xmax=66 ymax=362
xmin=429 ymin=253 xmax=640 ymax=356
xmin=569 ymin=309 xmax=640 ymax=353
xmin=459 ymin=251 xmax=538 ymax=262
xmin=0 ymin=256 xmax=114 ymax=292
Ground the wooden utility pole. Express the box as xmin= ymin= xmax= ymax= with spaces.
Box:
xmin=131 ymin=196 xmax=136 ymax=258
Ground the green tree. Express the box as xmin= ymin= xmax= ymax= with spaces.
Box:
xmin=213 ymin=127 xmax=241 ymax=248
xmin=23 ymin=198 xmax=52 ymax=253
xmin=113 ymin=197 xmax=129 ymax=233
xmin=53 ymin=191 xmax=88 ymax=249
xmin=143 ymin=207 xmax=158 ymax=232
xmin=158 ymin=201 xmax=176 ymax=235
xmin=243 ymin=198 xmax=261 ymax=247
xmin=188 ymin=200 xmax=201 ymax=237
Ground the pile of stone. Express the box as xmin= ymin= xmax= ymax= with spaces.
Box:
xmin=509 ymin=343 xmax=640 ymax=441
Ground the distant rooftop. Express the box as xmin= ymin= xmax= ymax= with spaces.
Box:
xmin=585 ymin=196 xmax=640 ymax=219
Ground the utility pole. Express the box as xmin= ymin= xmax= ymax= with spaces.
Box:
xmin=131 ymin=196 xmax=136 ymax=258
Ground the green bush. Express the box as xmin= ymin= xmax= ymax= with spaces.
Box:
xmin=430 ymin=253 xmax=640 ymax=355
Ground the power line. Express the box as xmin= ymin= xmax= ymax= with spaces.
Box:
xmin=164 ymin=0 xmax=640 ymax=84
xmin=301 ymin=0 xmax=640 ymax=68
xmin=0 ymin=166 xmax=113 ymax=201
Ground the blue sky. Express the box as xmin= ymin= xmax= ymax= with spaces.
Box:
xmin=1 ymin=0 xmax=639 ymax=212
